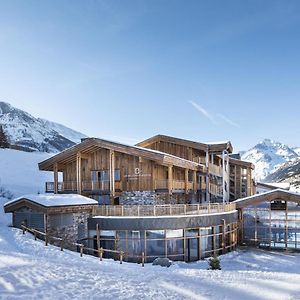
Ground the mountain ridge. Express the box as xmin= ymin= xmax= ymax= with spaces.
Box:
xmin=0 ymin=101 xmax=87 ymax=153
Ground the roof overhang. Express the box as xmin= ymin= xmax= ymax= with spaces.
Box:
xmin=233 ymin=189 xmax=300 ymax=208
xmin=136 ymin=134 xmax=233 ymax=154
xmin=38 ymin=138 xmax=206 ymax=173
xmin=4 ymin=197 xmax=98 ymax=214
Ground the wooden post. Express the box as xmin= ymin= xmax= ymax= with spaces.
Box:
xmin=109 ymin=150 xmax=115 ymax=203
xmin=185 ymin=169 xmax=189 ymax=194
xmin=100 ymin=247 xmax=103 ymax=261
xmin=22 ymin=225 xmax=25 ymax=235
xmin=221 ymin=219 xmax=226 ymax=254
xmin=168 ymin=165 xmax=173 ymax=195
xmin=76 ymin=152 xmax=82 ymax=194
xmin=96 ymin=224 xmax=101 ymax=259
xmin=142 ymin=252 xmax=145 ymax=267
xmin=120 ymin=251 xmax=123 ymax=264
xmin=80 ymin=244 xmax=83 ymax=257
xmin=193 ymin=170 xmax=197 ymax=194
xmin=45 ymin=235 xmax=48 ymax=246
xmin=34 ymin=229 xmax=37 ymax=241
xmin=60 ymin=240 xmax=64 ymax=251
xmin=205 ymin=149 xmax=210 ymax=203
xmin=54 ymin=163 xmax=58 ymax=194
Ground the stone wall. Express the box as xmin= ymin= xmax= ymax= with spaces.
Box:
xmin=47 ymin=211 xmax=91 ymax=250
xmin=119 ymin=191 xmax=198 ymax=205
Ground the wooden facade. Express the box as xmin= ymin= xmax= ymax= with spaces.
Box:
xmin=39 ymin=138 xmax=206 ymax=204
xmin=229 ymin=157 xmax=254 ymax=201
xmin=39 ymin=135 xmax=254 ymax=204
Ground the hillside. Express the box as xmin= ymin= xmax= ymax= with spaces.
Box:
xmin=0 ymin=101 xmax=86 ymax=153
xmin=0 ymin=149 xmax=52 ymax=197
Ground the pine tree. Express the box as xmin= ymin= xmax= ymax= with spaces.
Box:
xmin=208 ymin=256 xmax=221 ymax=270
xmin=0 ymin=125 xmax=10 ymax=148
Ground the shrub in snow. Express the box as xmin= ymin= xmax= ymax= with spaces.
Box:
xmin=152 ymin=257 xmax=172 ymax=267
xmin=0 ymin=181 xmax=13 ymax=200
xmin=208 ymin=256 xmax=221 ymax=270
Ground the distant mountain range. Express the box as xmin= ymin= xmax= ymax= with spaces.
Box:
xmin=0 ymin=101 xmax=86 ymax=153
xmin=241 ymin=139 xmax=300 ymax=192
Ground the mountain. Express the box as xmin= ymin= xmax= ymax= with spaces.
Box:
xmin=264 ymin=158 xmax=300 ymax=192
xmin=241 ymin=139 xmax=299 ymax=181
xmin=0 ymin=101 xmax=87 ymax=153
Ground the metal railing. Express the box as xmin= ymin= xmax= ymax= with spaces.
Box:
xmin=92 ymin=202 xmax=236 ymax=217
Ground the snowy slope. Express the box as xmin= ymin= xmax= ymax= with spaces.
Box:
xmin=241 ymin=139 xmax=298 ymax=181
xmin=0 ymin=101 xmax=86 ymax=153
xmin=0 ymin=149 xmax=53 ymax=197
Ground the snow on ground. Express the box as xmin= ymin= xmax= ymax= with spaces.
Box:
xmin=0 ymin=149 xmax=53 ymax=196
xmin=0 ymin=199 xmax=299 ymax=300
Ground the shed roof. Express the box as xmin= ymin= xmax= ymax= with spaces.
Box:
xmin=233 ymin=189 xmax=300 ymax=208
xmin=4 ymin=194 xmax=98 ymax=211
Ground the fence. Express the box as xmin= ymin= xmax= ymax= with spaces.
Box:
xmin=92 ymin=202 xmax=236 ymax=217
xmin=20 ymin=225 xmax=140 ymax=266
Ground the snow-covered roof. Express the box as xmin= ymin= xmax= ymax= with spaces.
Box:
xmin=257 ymin=182 xmax=290 ymax=190
xmin=233 ymin=189 xmax=300 ymax=208
xmin=4 ymin=193 xmax=98 ymax=208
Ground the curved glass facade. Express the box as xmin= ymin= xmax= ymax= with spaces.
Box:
xmin=92 ymin=222 xmax=238 ymax=263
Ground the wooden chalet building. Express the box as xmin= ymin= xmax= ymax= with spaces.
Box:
xmin=39 ymin=135 xmax=254 ymax=205
xmin=39 ymin=138 xmax=206 ymax=205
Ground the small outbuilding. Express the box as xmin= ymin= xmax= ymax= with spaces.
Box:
xmin=4 ymin=194 xmax=98 ymax=248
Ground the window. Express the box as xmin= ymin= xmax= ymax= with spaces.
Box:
xmin=91 ymin=170 xmax=120 ymax=181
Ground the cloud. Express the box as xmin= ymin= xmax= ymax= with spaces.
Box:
xmin=217 ymin=113 xmax=240 ymax=128
xmin=189 ymin=101 xmax=216 ymax=124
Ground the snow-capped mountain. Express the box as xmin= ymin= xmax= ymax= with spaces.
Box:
xmin=241 ymin=139 xmax=299 ymax=181
xmin=0 ymin=101 xmax=87 ymax=153
xmin=264 ymin=157 xmax=300 ymax=192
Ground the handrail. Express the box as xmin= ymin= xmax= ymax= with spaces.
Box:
xmin=92 ymin=203 xmax=236 ymax=217
xmin=20 ymin=225 xmax=125 ymax=263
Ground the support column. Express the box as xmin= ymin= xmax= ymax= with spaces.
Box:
xmin=193 ymin=170 xmax=197 ymax=194
xmin=168 ymin=165 xmax=173 ymax=195
xmin=185 ymin=169 xmax=189 ymax=194
xmin=54 ymin=163 xmax=58 ymax=194
xmin=76 ymin=153 xmax=82 ymax=194
xmin=109 ymin=150 xmax=115 ymax=202
xmin=205 ymin=149 xmax=210 ymax=203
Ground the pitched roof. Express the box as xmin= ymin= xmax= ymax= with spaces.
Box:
xmin=38 ymin=137 xmax=206 ymax=172
xmin=233 ymin=189 xmax=300 ymax=208
xmin=4 ymin=194 xmax=98 ymax=209
xmin=136 ymin=134 xmax=233 ymax=153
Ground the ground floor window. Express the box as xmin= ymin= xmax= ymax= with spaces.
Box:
xmin=92 ymin=222 xmax=237 ymax=262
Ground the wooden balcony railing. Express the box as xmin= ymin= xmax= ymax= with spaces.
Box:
xmin=46 ymin=179 xmax=199 ymax=193
xmin=209 ymin=163 xmax=222 ymax=177
xmin=92 ymin=203 xmax=236 ymax=217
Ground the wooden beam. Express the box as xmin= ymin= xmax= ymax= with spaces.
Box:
xmin=109 ymin=150 xmax=115 ymax=201
xmin=76 ymin=153 xmax=82 ymax=194
xmin=185 ymin=169 xmax=189 ymax=194
xmin=53 ymin=163 xmax=58 ymax=194
xmin=193 ymin=170 xmax=197 ymax=193
xmin=168 ymin=165 xmax=173 ymax=195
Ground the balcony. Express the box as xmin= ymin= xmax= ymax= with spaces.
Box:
xmin=46 ymin=179 xmax=196 ymax=193
xmin=92 ymin=202 xmax=236 ymax=217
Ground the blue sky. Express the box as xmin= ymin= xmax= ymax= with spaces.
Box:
xmin=1 ymin=0 xmax=300 ymax=151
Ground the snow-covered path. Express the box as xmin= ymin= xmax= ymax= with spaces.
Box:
xmin=0 ymin=222 xmax=299 ymax=300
